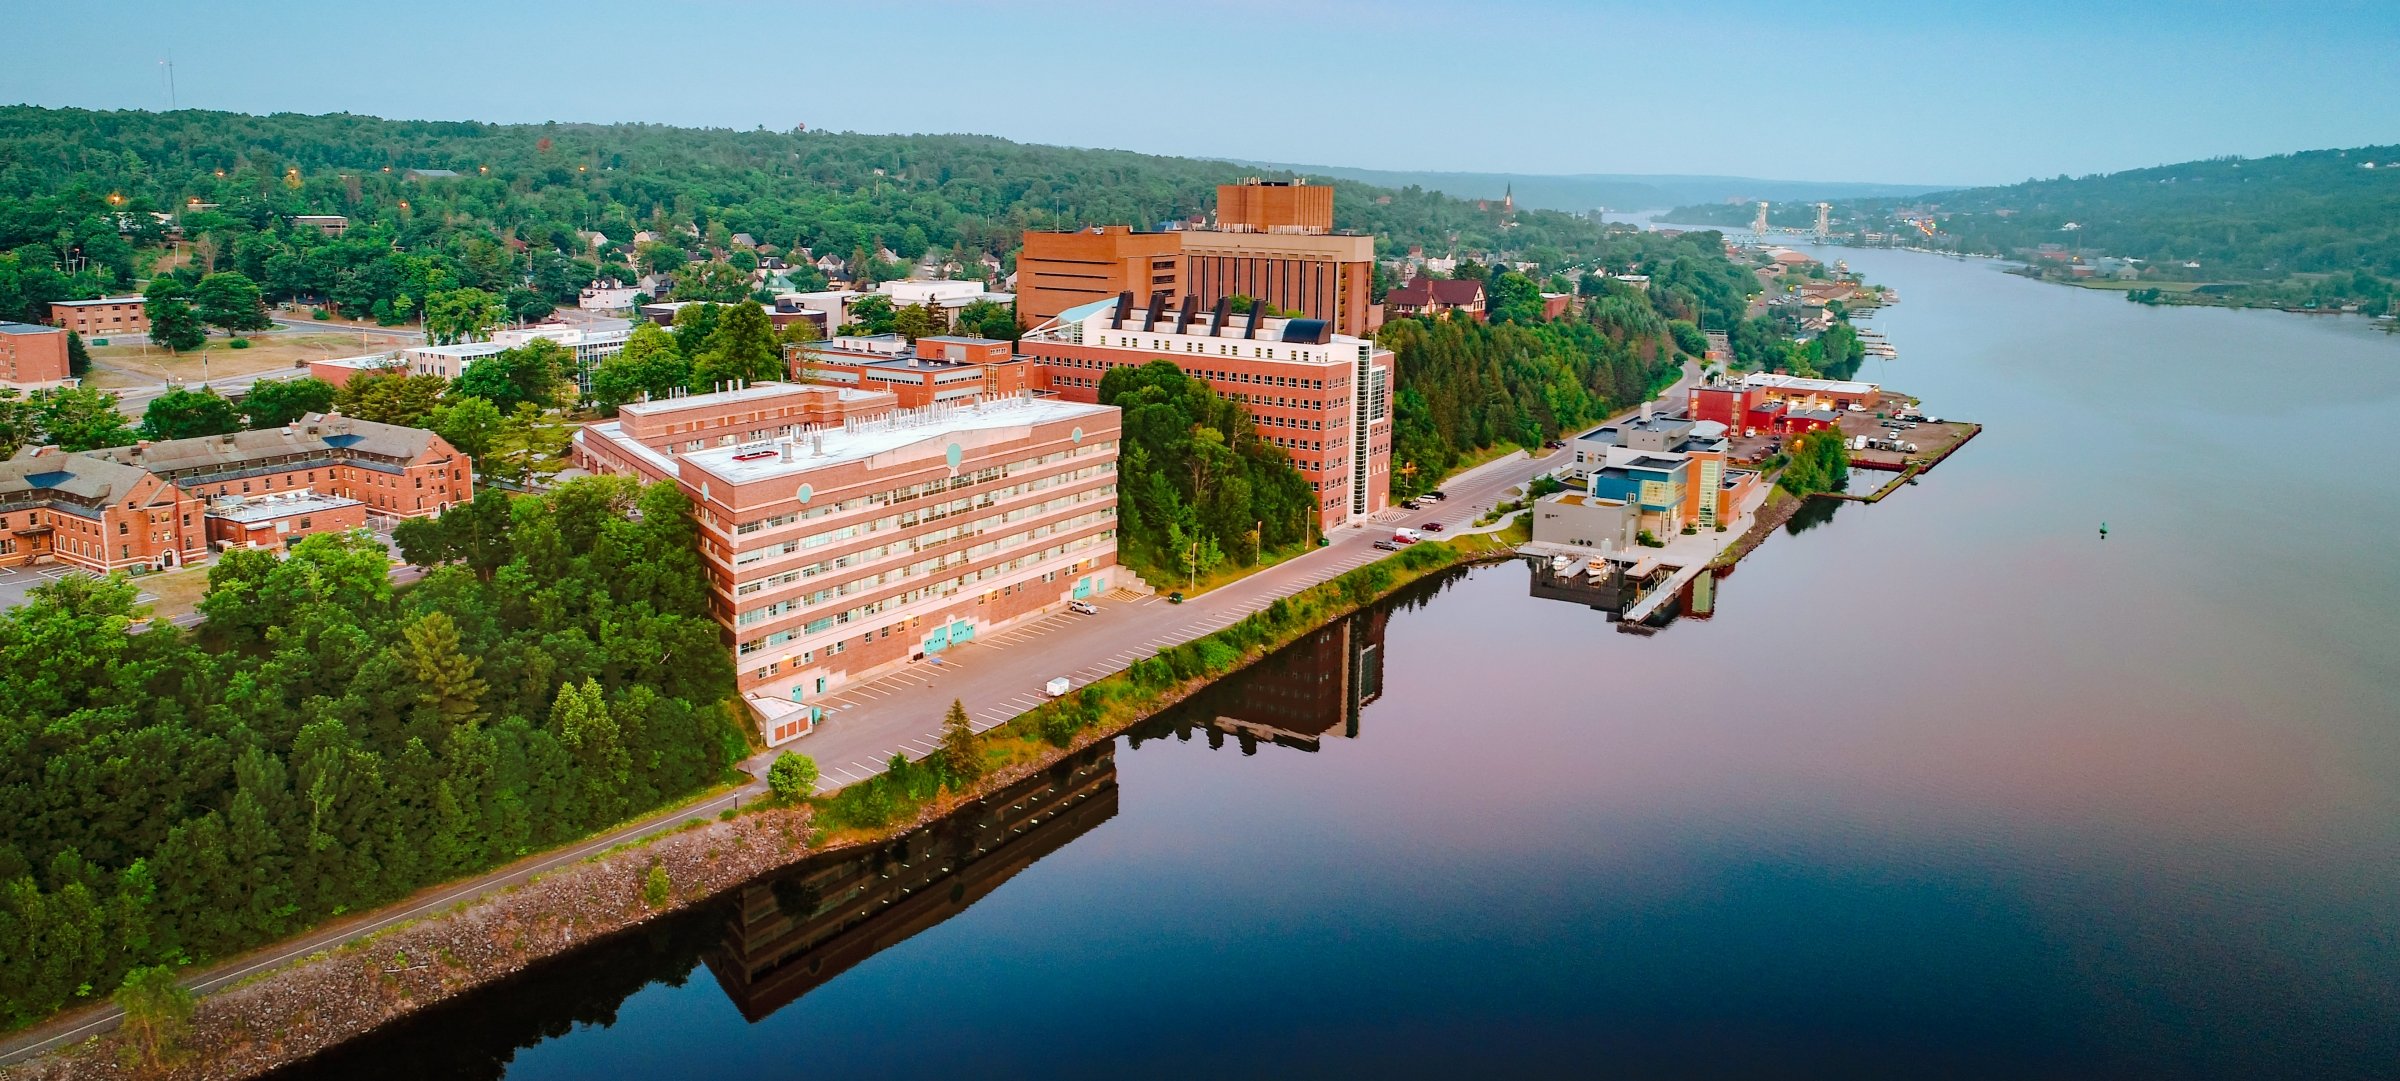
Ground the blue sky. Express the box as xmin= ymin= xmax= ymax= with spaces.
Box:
xmin=4 ymin=0 xmax=2394 ymax=186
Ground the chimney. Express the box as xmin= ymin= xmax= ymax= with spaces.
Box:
xmin=1640 ymin=400 xmax=1653 ymax=422
xmin=779 ymin=438 xmax=794 ymax=463
xmin=811 ymin=434 xmax=824 ymax=456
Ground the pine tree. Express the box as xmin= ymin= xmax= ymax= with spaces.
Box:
xmin=937 ymin=698 xmax=982 ymax=788
xmin=402 ymin=611 xmax=487 ymax=727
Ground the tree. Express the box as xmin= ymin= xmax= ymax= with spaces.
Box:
xmin=840 ymin=294 xmax=895 ymax=335
xmin=669 ymin=261 xmax=750 ymax=303
xmin=192 ymin=271 xmax=272 ymax=334
xmin=427 ymin=395 xmax=503 ymax=460
xmin=691 ymin=302 xmax=778 ymax=387
xmin=767 ymin=752 xmax=820 ymax=802
xmin=775 ymin=318 xmax=820 ymax=382
xmin=112 ymin=965 xmax=193 ymax=1069
xmin=937 ymin=699 xmax=982 ymax=787
xmin=402 ymin=610 xmax=486 ymax=726
xmin=485 ymin=403 xmax=574 ymax=485
xmin=669 ymin=302 xmax=722 ymax=357
xmin=422 ymin=287 xmax=506 ymax=345
xmin=144 ymin=279 xmax=207 ymax=354
xmin=240 ymin=377 xmax=337 ymax=428
xmin=24 ymin=386 xmax=137 ymax=451
xmin=334 ymin=372 xmax=447 ymax=426
xmin=452 ymin=339 xmax=570 ymax=411
xmin=64 ymin=330 xmax=90 ymax=377
xmin=591 ymin=322 xmax=689 ymax=413
xmin=953 ymin=298 xmax=1018 ymax=342
xmin=140 ymin=386 xmax=244 ymax=440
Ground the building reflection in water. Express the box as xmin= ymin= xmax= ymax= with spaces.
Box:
xmin=705 ymin=745 xmax=1119 ymax=1020
xmin=1521 ymin=555 xmax=1722 ymax=627
xmin=1122 ymin=605 xmax=1391 ymax=757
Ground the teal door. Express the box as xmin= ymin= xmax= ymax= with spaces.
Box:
xmin=1072 ymin=576 xmax=1094 ymax=599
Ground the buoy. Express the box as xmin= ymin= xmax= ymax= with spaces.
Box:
xmin=2099 ymin=522 xmax=2109 ymax=539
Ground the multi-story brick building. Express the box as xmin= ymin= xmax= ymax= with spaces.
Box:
xmin=202 ymin=491 xmax=368 ymax=550
xmin=0 ymin=321 xmax=74 ymax=389
xmin=1015 ymin=226 xmax=1185 ymax=329
xmin=1018 ymin=292 xmax=1391 ymax=532
xmin=793 ymin=334 xmax=1033 ymax=408
xmin=573 ymin=382 xmax=1123 ymax=745
xmin=85 ymin=413 xmax=474 ymax=518
xmin=0 ymin=450 xmax=209 ymax=572
xmin=1016 ymin=180 xmax=1382 ymax=338
xmin=48 ymin=296 xmax=148 ymax=340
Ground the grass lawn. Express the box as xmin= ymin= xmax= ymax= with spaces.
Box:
xmin=133 ymin=565 xmax=213 ymax=623
xmin=86 ymin=332 xmax=408 ymax=388
xmin=1124 ymin=540 xmax=1313 ymax=599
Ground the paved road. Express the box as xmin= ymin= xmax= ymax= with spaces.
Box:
xmin=0 ymin=362 xmax=1693 ymax=1069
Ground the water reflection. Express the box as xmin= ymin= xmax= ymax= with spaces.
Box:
xmin=1146 ymin=606 xmax=1390 ymax=754
xmin=270 ymin=746 xmax=1121 ymax=1081
xmin=1785 ymin=496 xmax=1843 ymax=533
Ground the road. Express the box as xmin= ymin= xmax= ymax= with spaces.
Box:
xmin=0 ymin=361 xmax=1695 ymax=1069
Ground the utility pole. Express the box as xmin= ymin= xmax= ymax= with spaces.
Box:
xmin=159 ymin=56 xmax=177 ymax=111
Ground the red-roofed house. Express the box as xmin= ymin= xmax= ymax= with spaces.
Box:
xmin=1385 ymin=277 xmax=1487 ymax=321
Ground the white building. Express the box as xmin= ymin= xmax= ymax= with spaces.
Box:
xmin=401 ymin=323 xmax=632 ymax=396
xmin=579 ymin=281 xmax=640 ymax=312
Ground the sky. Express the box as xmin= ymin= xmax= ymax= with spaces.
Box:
xmin=4 ymin=0 xmax=2396 ymax=188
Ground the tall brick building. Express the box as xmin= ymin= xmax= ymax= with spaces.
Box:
xmin=1019 ymin=293 xmax=1391 ymax=532
xmin=0 ymin=322 xmax=74 ymax=389
xmin=573 ymin=382 xmax=1123 ymax=745
xmin=1016 ymin=179 xmax=1381 ymax=338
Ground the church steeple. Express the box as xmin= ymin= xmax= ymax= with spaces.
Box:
xmin=1502 ymin=183 xmax=1514 ymax=213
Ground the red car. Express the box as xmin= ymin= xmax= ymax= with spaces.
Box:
xmin=1422 ymin=521 xmax=1445 ymax=532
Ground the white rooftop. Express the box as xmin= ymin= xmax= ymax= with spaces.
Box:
xmin=680 ymin=395 xmax=1114 ymax=485
xmin=318 ymin=352 xmax=402 ymax=370
xmin=1741 ymin=371 xmax=1879 ymax=395
xmin=617 ymin=381 xmax=888 ymax=420
xmin=206 ymin=491 xmax=363 ymax=523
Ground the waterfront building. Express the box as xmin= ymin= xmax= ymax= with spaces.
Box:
xmin=1018 ymin=292 xmax=1393 ymax=532
xmin=572 ymin=382 xmax=1123 ymax=745
xmin=0 ymin=321 xmax=75 ymax=389
xmin=794 ymin=334 xmax=1033 ymax=408
xmin=1531 ymin=491 xmax=1640 ymax=552
xmin=48 ymin=296 xmax=147 ymax=339
xmin=1567 ymin=411 xmax=1757 ymax=533
xmin=1586 ymin=452 xmax=1692 ymax=536
xmin=1740 ymin=371 xmax=1881 ymax=412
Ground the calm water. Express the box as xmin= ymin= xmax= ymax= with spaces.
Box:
xmin=280 ymin=250 xmax=2400 ymax=1080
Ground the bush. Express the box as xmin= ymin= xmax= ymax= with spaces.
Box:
xmin=642 ymin=864 xmax=672 ymax=909
xmin=226 ymin=337 xmax=251 ymax=349
xmin=767 ymin=752 xmax=818 ymax=802
xmin=311 ymin=308 xmax=331 ymax=320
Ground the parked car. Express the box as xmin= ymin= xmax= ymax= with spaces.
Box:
xmin=1392 ymin=528 xmax=1423 ymax=544
xmin=1068 ymin=600 xmax=1097 ymax=615
xmin=1425 ymin=490 xmax=1448 ymax=502
xmin=1167 ymin=591 xmax=1184 ymax=604
xmin=1400 ymin=499 xmax=1422 ymax=510
xmin=1372 ymin=539 xmax=1401 ymax=552
xmin=1422 ymin=521 xmax=1445 ymax=532
xmin=1543 ymin=439 xmax=1566 ymax=449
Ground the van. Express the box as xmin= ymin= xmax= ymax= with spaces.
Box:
xmin=1045 ymin=677 xmax=1072 ymax=697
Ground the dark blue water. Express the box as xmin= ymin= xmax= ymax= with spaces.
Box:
xmin=279 ymin=249 xmax=2400 ymax=1080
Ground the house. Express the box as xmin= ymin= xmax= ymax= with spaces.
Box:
xmin=291 ymin=214 xmax=348 ymax=238
xmin=1384 ymin=277 xmax=1486 ymax=320
xmin=731 ymin=233 xmax=758 ymax=249
xmin=579 ymin=280 xmax=640 ymax=312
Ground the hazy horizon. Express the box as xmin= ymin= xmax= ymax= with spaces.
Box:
xmin=4 ymin=0 xmax=2396 ymax=188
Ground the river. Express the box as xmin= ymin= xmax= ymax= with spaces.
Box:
xmin=274 ymin=247 xmax=2400 ymax=1079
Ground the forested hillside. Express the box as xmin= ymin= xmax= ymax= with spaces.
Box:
xmin=1670 ymin=144 xmax=2400 ymax=309
xmin=0 ymin=105 xmax=1628 ymax=325
xmin=0 ymin=478 xmax=743 ymax=1028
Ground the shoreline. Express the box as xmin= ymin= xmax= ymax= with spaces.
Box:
xmin=5 ymin=533 xmax=1524 ymax=1081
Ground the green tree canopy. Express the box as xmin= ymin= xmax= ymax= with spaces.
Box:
xmin=140 ymin=385 xmax=244 ymax=440
xmin=240 ymin=376 xmax=337 ymax=428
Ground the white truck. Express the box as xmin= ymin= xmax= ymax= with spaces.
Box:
xmin=1044 ymin=676 xmax=1072 ymax=698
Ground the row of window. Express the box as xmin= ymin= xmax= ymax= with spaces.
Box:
xmin=736 ymin=506 xmax=1116 ymax=626
xmin=738 ymin=531 xmax=1113 ymax=657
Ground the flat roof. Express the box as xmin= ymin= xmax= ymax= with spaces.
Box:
xmin=51 ymin=296 xmax=144 ymax=307
xmin=0 ymin=321 xmax=62 ymax=335
xmin=1742 ymin=372 xmax=1878 ymax=395
xmin=206 ymin=492 xmax=364 ymax=523
xmin=617 ymin=381 xmax=886 ymax=420
xmin=678 ymin=395 xmax=1115 ymax=485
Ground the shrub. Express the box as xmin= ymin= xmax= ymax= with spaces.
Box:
xmin=642 ymin=864 xmax=672 ymax=909
xmin=227 ymin=337 xmax=251 ymax=349
xmin=767 ymin=752 xmax=818 ymax=802
xmin=113 ymin=966 xmax=193 ymax=1069
xmin=311 ymin=307 xmax=331 ymax=320
xmin=1195 ymin=638 xmax=1241 ymax=673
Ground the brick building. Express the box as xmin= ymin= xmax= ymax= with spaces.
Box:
xmin=49 ymin=296 xmax=148 ymax=340
xmin=202 ymin=491 xmax=368 ymax=549
xmin=793 ymin=334 xmax=1033 ymax=408
xmin=1016 ymin=180 xmax=1381 ymax=339
xmin=85 ymin=413 xmax=474 ymax=519
xmin=0 ymin=451 xmax=209 ymax=572
xmin=1015 ymin=226 xmax=1185 ymax=329
xmin=572 ymin=382 xmax=1123 ymax=745
xmin=0 ymin=322 xmax=74 ymax=389
xmin=1018 ymin=293 xmax=1392 ymax=532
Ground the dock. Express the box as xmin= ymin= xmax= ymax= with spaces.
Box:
xmin=1619 ymin=562 xmax=1706 ymax=624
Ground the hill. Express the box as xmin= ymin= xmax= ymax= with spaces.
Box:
xmin=1669 ymin=145 xmax=2400 ymax=311
xmin=1241 ymin=162 xmax=1946 ymax=214
xmin=0 ymin=105 xmax=1656 ymax=323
